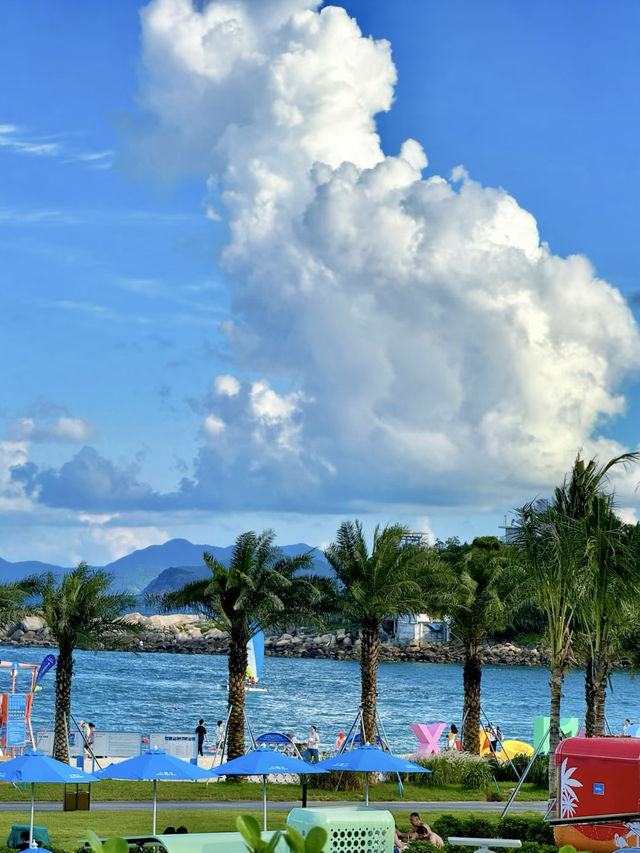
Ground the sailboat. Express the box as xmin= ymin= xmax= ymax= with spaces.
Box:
xmin=245 ymin=631 xmax=267 ymax=692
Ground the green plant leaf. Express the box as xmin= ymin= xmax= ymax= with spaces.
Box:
xmin=282 ymin=826 xmax=304 ymax=853
xmin=558 ymin=846 xmax=578 ymax=853
xmin=85 ymin=830 xmax=104 ymax=853
xmin=236 ymin=815 xmax=262 ymax=849
xmin=103 ymin=838 xmax=129 ymax=853
xmin=264 ymin=832 xmax=284 ymax=853
xmin=304 ymin=826 xmax=327 ymax=853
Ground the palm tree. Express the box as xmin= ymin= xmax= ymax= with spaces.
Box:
xmin=512 ymin=500 xmax=584 ymax=795
xmin=324 ymin=521 xmax=434 ymax=745
xmin=37 ymin=564 xmax=136 ymax=762
xmin=440 ymin=536 xmax=509 ymax=755
xmin=161 ymin=530 xmax=319 ymax=760
xmin=552 ymin=453 xmax=640 ymax=736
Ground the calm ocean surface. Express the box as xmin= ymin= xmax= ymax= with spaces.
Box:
xmin=6 ymin=647 xmax=639 ymax=752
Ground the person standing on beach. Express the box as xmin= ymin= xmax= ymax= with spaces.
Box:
xmin=195 ymin=719 xmax=207 ymax=756
xmin=303 ymin=725 xmax=319 ymax=762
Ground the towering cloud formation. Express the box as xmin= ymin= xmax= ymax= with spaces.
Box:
xmin=136 ymin=0 xmax=640 ymax=510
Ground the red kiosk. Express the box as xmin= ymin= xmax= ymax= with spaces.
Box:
xmin=0 ymin=660 xmax=40 ymax=756
xmin=554 ymin=736 xmax=640 ymax=852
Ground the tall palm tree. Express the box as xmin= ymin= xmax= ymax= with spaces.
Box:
xmin=441 ymin=536 xmax=509 ymax=755
xmin=161 ymin=530 xmax=318 ymax=760
xmin=554 ymin=453 xmax=639 ymax=736
xmin=578 ymin=498 xmax=634 ymax=734
xmin=37 ymin=564 xmax=136 ymax=762
xmin=324 ymin=521 xmax=434 ymax=745
xmin=513 ymin=499 xmax=586 ymax=795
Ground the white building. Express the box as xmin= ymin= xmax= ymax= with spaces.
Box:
xmin=393 ymin=614 xmax=449 ymax=644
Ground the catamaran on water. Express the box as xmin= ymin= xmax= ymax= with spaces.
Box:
xmin=220 ymin=630 xmax=267 ymax=692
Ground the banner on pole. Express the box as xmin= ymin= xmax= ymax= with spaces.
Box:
xmin=35 ymin=655 xmax=57 ymax=685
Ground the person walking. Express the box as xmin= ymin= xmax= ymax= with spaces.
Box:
xmin=195 ymin=719 xmax=207 ymax=757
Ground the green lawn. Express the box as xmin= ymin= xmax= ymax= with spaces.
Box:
xmin=0 ymin=779 xmax=547 ymax=803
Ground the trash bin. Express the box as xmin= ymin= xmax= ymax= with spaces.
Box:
xmin=63 ymin=783 xmax=91 ymax=811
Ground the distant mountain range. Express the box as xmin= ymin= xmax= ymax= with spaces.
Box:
xmin=0 ymin=538 xmax=332 ymax=595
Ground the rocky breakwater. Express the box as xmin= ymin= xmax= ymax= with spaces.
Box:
xmin=0 ymin=615 xmax=55 ymax=648
xmin=0 ymin=613 xmax=548 ymax=666
xmin=264 ymin=629 xmax=549 ymax=667
xmin=0 ymin=613 xmax=231 ymax=654
xmin=116 ymin=613 xmax=230 ymax=653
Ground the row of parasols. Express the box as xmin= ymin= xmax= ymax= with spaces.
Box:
xmin=0 ymin=744 xmax=429 ymax=840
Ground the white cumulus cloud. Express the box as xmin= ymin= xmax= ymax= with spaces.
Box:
xmin=214 ymin=374 xmax=240 ymax=396
xmin=6 ymin=415 xmax=95 ymax=444
xmin=129 ymin=0 xmax=640 ymax=514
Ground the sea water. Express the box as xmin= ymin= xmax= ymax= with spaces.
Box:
xmin=7 ymin=647 xmax=639 ymax=752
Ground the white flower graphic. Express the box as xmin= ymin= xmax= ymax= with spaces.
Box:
xmin=624 ymin=821 xmax=640 ymax=848
xmin=559 ymin=758 xmax=583 ymax=818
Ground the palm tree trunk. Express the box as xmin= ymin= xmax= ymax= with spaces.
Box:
xmin=53 ymin=648 xmax=72 ymax=762
xmin=548 ymin=663 xmax=564 ymax=797
xmin=585 ymin=654 xmax=610 ymax=737
xmin=462 ymin=650 xmax=482 ymax=754
xmin=360 ymin=624 xmax=380 ymax=744
xmin=584 ymin=657 xmax=596 ymax=737
xmin=227 ymin=634 xmax=248 ymax=761
xmin=594 ymin=655 xmax=610 ymax=736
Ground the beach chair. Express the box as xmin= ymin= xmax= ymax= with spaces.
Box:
xmin=410 ymin=722 xmax=445 ymax=756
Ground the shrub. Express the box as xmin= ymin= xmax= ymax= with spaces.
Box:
xmin=411 ymin=751 xmax=491 ymax=786
xmin=498 ymin=815 xmax=554 ymax=844
xmin=461 ymin=761 xmax=492 ymax=790
xmin=526 ymin=753 xmax=549 ymax=788
xmin=305 ymin=769 xmax=364 ymax=791
xmin=430 ymin=814 xmax=554 ymax=846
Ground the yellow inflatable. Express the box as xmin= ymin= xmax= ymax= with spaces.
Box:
xmin=479 ymin=733 xmax=534 ymax=760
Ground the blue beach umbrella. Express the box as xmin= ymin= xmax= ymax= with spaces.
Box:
xmin=213 ymin=746 xmax=326 ymax=830
xmin=315 ymin=744 xmax=428 ymax=806
xmin=96 ymin=749 xmax=213 ymax=833
xmin=0 ymin=750 xmax=98 ymax=844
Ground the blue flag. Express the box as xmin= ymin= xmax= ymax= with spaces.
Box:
xmin=35 ymin=654 xmax=56 ymax=685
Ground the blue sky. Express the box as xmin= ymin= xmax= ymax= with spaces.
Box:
xmin=2 ymin=0 xmax=640 ymax=566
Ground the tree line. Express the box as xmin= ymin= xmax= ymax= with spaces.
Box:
xmin=4 ymin=452 xmax=639 ymax=798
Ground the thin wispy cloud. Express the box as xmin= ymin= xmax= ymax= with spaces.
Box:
xmin=0 ymin=206 xmax=200 ymax=227
xmin=0 ymin=123 xmax=112 ymax=168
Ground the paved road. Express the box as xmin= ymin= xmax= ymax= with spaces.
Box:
xmin=0 ymin=799 xmax=547 ymax=814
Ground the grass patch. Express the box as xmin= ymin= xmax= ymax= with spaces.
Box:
xmin=0 ymin=779 xmax=547 ymax=804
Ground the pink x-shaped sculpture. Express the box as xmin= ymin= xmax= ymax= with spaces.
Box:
xmin=410 ymin=722 xmax=446 ymax=755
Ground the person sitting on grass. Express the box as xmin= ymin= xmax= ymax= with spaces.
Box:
xmin=406 ymin=812 xmax=444 ymax=847
xmin=393 ymin=825 xmax=407 ymax=852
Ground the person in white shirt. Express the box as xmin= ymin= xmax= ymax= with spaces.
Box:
xmin=303 ymin=725 xmax=320 ymax=762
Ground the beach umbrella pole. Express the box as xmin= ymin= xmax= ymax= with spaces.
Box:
xmin=262 ymin=776 xmax=267 ymax=831
xmin=29 ymin=783 xmax=35 ymax=845
xmin=364 ymin=773 xmax=369 ymax=807
xmin=152 ymin=779 xmax=157 ymax=835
